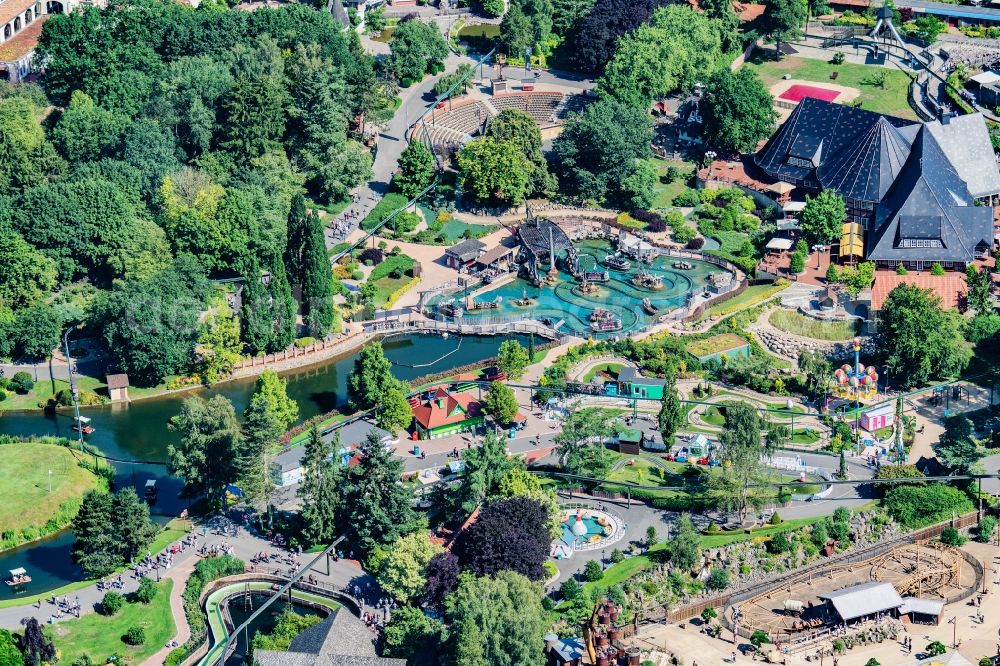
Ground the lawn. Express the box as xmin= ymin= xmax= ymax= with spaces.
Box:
xmin=702 ymin=406 xmax=726 ymax=426
xmin=768 ymin=309 xmax=861 ymax=341
xmin=440 ymin=218 xmax=497 ymax=240
xmin=745 ymin=54 xmax=916 ymax=119
xmin=606 ymin=458 xmax=683 ymax=487
xmin=686 ymin=333 xmax=749 ymax=358
xmin=701 ymin=282 xmax=787 ymax=320
xmin=792 ymin=428 xmax=822 ymax=445
xmin=1 ymin=374 xmax=107 ymax=411
xmin=712 ymin=230 xmax=749 ymax=254
xmin=651 ymin=158 xmax=694 ymax=209
xmin=50 ymin=580 xmax=175 ymax=664
xmin=360 ymin=191 xmax=410 ymax=231
xmin=580 ymin=362 xmax=624 ymax=383
xmin=0 ymin=442 xmax=103 ymax=543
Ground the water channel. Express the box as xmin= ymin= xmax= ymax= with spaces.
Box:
xmin=0 ymin=332 xmax=529 ymax=597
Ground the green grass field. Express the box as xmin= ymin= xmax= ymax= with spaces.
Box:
xmin=651 ymin=158 xmax=694 ymax=209
xmin=768 ymin=309 xmax=861 ymax=341
xmin=580 ymin=363 xmax=625 ymax=383
xmin=746 ymin=55 xmax=916 ymax=119
xmin=0 ymin=442 xmax=102 ymax=539
xmin=0 ymin=375 xmax=107 ymax=411
xmin=702 ymin=406 xmax=726 ymax=426
xmin=686 ymin=333 xmax=749 ymax=358
xmin=701 ymin=283 xmax=787 ymax=320
xmin=50 ymin=580 xmax=175 ymax=664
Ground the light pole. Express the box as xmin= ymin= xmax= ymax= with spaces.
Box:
xmin=63 ymin=327 xmax=84 ymax=452
xmin=48 ymin=469 xmax=52 ymax=493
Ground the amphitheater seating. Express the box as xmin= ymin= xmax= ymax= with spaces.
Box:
xmin=490 ymin=91 xmax=564 ymax=124
xmin=431 ymin=99 xmax=492 ymax=135
xmin=556 ymin=93 xmax=595 ymax=120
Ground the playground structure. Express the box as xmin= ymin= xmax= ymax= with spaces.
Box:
xmin=831 ymin=337 xmax=879 ymax=402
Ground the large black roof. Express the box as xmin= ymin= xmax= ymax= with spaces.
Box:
xmin=755 ymin=97 xmax=919 ymax=202
xmin=867 ymin=127 xmax=993 ymax=263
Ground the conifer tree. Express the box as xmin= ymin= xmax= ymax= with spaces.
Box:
xmin=299 ymin=427 xmax=341 ymax=545
xmin=301 ymin=208 xmax=334 ymax=337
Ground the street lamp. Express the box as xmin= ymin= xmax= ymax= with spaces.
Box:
xmin=705 ymin=151 xmax=718 ymax=181
xmin=63 ymin=327 xmax=84 ymax=452
xmin=48 ymin=470 xmax=52 ymax=493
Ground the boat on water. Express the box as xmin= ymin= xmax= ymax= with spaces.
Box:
xmin=642 ymin=298 xmax=659 ymax=315
xmin=144 ymin=479 xmax=159 ymax=503
xmin=589 ymin=308 xmax=616 ymax=323
xmin=582 ymin=270 xmax=610 ymax=283
xmin=6 ymin=568 xmax=31 ymax=586
xmin=603 ymin=254 xmax=631 ymax=271
xmin=631 ymin=271 xmax=665 ymax=291
xmin=591 ymin=316 xmax=623 ymax=332
xmin=438 ymin=300 xmax=464 ymax=318
xmin=71 ymin=416 xmax=95 ymax=435
xmin=470 ymin=296 xmax=502 ymax=310
xmin=672 ymin=261 xmax=694 ymax=270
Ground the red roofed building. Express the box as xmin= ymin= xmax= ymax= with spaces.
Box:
xmin=411 ymin=387 xmax=484 ymax=440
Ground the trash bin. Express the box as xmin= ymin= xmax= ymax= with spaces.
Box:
xmin=413 ymin=444 xmax=421 ymax=456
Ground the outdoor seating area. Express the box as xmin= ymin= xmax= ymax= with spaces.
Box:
xmin=490 ymin=91 xmax=564 ymax=125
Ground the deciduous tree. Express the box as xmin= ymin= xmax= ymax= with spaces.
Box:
xmin=168 ymin=395 xmax=243 ymax=510
xmin=457 ymin=137 xmax=531 ymax=206
xmin=484 ymin=381 xmax=520 ymax=425
xmin=702 ymin=68 xmax=777 ymax=154
xmin=454 ymin=497 xmax=551 ymax=580
xmin=377 ymin=532 xmax=443 ymax=604
xmin=497 ymin=339 xmax=531 ymax=379
xmin=799 ymin=190 xmax=847 ymax=245
xmin=382 ymin=606 xmax=442 ymax=666
xmin=395 ymin=141 xmax=437 ymax=199
xmin=712 ymin=401 xmax=766 ymax=520
xmin=386 ymin=20 xmax=448 ymax=83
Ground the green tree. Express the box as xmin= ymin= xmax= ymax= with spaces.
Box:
xmin=239 ymin=392 xmax=281 ymax=502
xmin=457 ymin=430 xmax=517 ymax=515
xmin=348 ymin=341 xmax=398 ymax=409
xmin=340 ymin=430 xmax=417 ymax=555
xmin=0 ymin=629 xmax=23 ymax=666
xmin=155 ymin=55 xmax=233 ymax=157
xmin=72 ymin=488 xmax=157 ymax=578
xmin=482 ymin=0 xmax=506 ymax=17
xmin=11 ymin=300 xmax=63 ymax=360
xmin=168 ymin=395 xmax=243 ymax=510
xmin=301 ymin=209 xmax=334 ymax=337
xmin=457 ymin=137 xmax=531 ymax=206
xmin=667 ymin=515 xmax=701 ymax=570
xmin=0 ymin=95 xmax=63 ymax=196
xmin=799 ymin=190 xmax=847 ymax=245
xmin=252 ymin=369 xmax=300 ymax=432
xmin=497 ymin=340 xmax=531 ymax=380
xmin=658 ymin=373 xmax=685 ymax=446
xmin=501 ymin=5 xmax=535 ymax=57
xmin=552 ymin=98 xmax=652 ymax=204
xmin=382 ymin=606 xmax=442 ymax=666
xmin=484 ymin=381 xmax=520 ymax=424
xmin=554 ymin=403 xmax=614 ymax=476
xmin=926 ymin=641 xmax=947 ymax=657
xmin=298 ymin=427 xmax=342 ymax=545
xmin=269 ymin=258 xmax=298 ymax=350
xmin=395 ymin=141 xmax=437 ymax=199
xmin=444 ymin=571 xmax=546 ymax=666
xmin=377 ymin=383 xmax=415 ymax=432
xmin=978 ymin=515 xmax=997 ymax=543
xmin=598 ymin=6 xmax=724 ymax=109
xmin=875 ymin=284 xmax=972 ymax=388
xmin=762 ymin=0 xmax=807 ymax=54
xmin=386 ymin=19 xmax=448 ymax=82
xmin=966 ymin=265 xmax=993 ymax=316
xmin=620 ymin=159 xmax=658 ymax=210
xmin=0 ymin=228 xmax=57 ymax=310
xmin=712 ymin=401 xmax=766 ymax=520
xmin=197 ymin=307 xmax=242 ymax=384
xmin=377 ymin=532 xmax=443 ymax=604
xmin=222 ymin=36 xmax=289 ymax=163
xmin=583 ymin=559 xmax=604 ymax=581
xmin=798 ymin=348 xmax=831 ymax=398
xmin=839 ymin=261 xmax=875 ymax=297
xmin=239 ymin=262 xmax=277 ymax=355
xmin=487 ymin=108 xmax=551 ymax=196
xmin=51 ymin=91 xmax=128 ymax=164
xmin=284 ymin=193 xmax=310 ymax=285
xmin=934 ymin=414 xmax=984 ymax=475
xmin=496 ymin=466 xmax=561 ymax=538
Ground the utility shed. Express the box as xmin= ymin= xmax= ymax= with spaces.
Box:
xmin=818 ymin=582 xmax=903 ymax=622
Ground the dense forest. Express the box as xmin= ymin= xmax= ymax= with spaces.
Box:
xmin=0 ymin=0 xmax=395 ymax=385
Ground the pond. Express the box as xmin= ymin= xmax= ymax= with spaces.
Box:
xmin=0 ymin=333 xmax=528 ymax=597
xmin=438 ymin=240 xmax=722 ymax=337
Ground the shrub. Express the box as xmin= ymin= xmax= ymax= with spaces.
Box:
xmin=896 ymin=264 xmax=908 ymax=275
xmin=351 ymin=270 xmax=364 ymax=281
xmin=750 ymin=630 xmax=770 ymax=647
xmin=768 ymin=532 xmax=791 ymax=554
xmin=673 ymin=189 xmax=701 ymax=207
xmin=135 ymin=577 xmax=157 ymax=604
xmin=833 ymin=507 xmax=850 ymax=523
xmin=609 ymin=548 xmax=625 ymax=563
xmin=687 ymin=237 xmax=705 ymax=250
xmin=884 ymin=484 xmax=974 ymax=528
xmin=789 ymin=252 xmax=805 ymax=274
xmin=583 ymin=559 xmax=604 ymax=581
xmin=832 ymin=52 xmax=846 ymax=65
xmin=359 ymin=248 xmax=385 ymax=265
xmin=706 ymin=568 xmax=730 ymax=590
xmin=701 ymin=607 xmax=718 ymax=623
xmin=165 ymin=648 xmax=187 ymax=666
xmin=11 ymin=371 xmax=33 ymax=394
xmin=294 ymin=337 xmax=316 ymax=348
xmin=100 ymin=591 xmax=124 ymax=616
xmin=931 ymin=262 xmax=945 ymax=275
xmin=703 ymin=522 xmax=722 ymax=534
xmin=940 ymin=526 xmax=967 ymax=546
xmin=768 ymin=511 xmax=783 ymax=525
xmin=978 ymin=515 xmax=997 ymax=543
xmin=124 ymin=626 xmax=146 ymax=646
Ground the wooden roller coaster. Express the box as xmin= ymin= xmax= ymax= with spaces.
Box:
xmin=870 ymin=542 xmax=964 ymax=599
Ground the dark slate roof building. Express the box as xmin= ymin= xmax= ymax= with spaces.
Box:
xmin=255 ymin=608 xmax=407 ymax=666
xmin=755 ymin=98 xmax=999 ymax=270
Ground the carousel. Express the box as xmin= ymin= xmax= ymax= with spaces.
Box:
xmin=832 ymin=337 xmax=878 ymax=401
